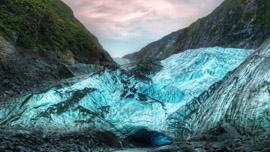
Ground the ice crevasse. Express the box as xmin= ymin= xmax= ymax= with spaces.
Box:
xmin=169 ymin=40 xmax=270 ymax=139
xmin=0 ymin=47 xmax=254 ymax=136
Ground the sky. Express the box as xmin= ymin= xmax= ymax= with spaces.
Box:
xmin=62 ymin=0 xmax=224 ymax=57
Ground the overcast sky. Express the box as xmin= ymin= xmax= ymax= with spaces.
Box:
xmin=62 ymin=0 xmax=224 ymax=57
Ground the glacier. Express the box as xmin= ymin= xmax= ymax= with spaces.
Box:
xmin=169 ymin=40 xmax=270 ymax=139
xmin=0 ymin=47 xmax=254 ymax=137
xmin=113 ymin=57 xmax=131 ymax=66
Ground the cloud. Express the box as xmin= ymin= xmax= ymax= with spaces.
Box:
xmin=62 ymin=0 xmax=224 ymax=57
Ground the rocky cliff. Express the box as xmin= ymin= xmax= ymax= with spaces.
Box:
xmin=124 ymin=0 xmax=270 ymax=61
xmin=174 ymin=0 xmax=270 ymax=54
xmin=0 ymin=0 xmax=116 ymax=101
xmin=0 ymin=0 xmax=115 ymax=65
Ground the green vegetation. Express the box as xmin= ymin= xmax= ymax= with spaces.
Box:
xmin=256 ymin=0 xmax=270 ymax=29
xmin=189 ymin=0 xmax=245 ymax=34
xmin=213 ymin=0 xmax=270 ymax=27
xmin=0 ymin=0 xmax=102 ymax=63
xmin=178 ymin=0 xmax=270 ymax=49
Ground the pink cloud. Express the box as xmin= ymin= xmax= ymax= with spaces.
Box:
xmin=62 ymin=0 xmax=224 ymax=57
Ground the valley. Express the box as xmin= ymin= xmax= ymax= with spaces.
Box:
xmin=1 ymin=0 xmax=270 ymax=151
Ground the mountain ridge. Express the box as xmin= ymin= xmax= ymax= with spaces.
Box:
xmin=124 ymin=0 xmax=270 ymax=61
xmin=123 ymin=30 xmax=182 ymax=61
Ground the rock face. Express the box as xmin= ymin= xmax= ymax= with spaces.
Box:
xmin=123 ymin=30 xmax=182 ymax=61
xmin=0 ymin=36 xmax=106 ymax=102
xmin=124 ymin=0 xmax=270 ymax=61
xmin=174 ymin=0 xmax=270 ymax=54
xmin=0 ymin=0 xmax=116 ymax=66
xmin=169 ymin=39 xmax=270 ymax=139
xmin=0 ymin=37 xmax=68 ymax=101
xmin=0 ymin=47 xmax=253 ymax=137
xmin=0 ymin=0 xmax=117 ymax=101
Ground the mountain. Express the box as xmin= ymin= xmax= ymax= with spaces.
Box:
xmin=174 ymin=0 xmax=270 ymax=54
xmin=2 ymin=0 xmax=270 ymax=151
xmin=124 ymin=0 xmax=270 ymax=61
xmin=123 ymin=30 xmax=182 ymax=61
xmin=0 ymin=0 xmax=115 ymax=65
xmin=0 ymin=0 xmax=116 ymax=101
xmin=169 ymin=38 xmax=270 ymax=139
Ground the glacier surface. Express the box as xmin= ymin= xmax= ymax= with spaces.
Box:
xmin=0 ymin=47 xmax=254 ymax=136
xmin=113 ymin=57 xmax=131 ymax=66
xmin=169 ymin=40 xmax=270 ymax=139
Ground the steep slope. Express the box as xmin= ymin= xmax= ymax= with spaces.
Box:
xmin=0 ymin=47 xmax=253 ymax=137
xmin=124 ymin=0 xmax=270 ymax=61
xmin=0 ymin=0 xmax=116 ymax=101
xmin=123 ymin=30 xmax=182 ymax=61
xmin=169 ymin=38 xmax=270 ymax=139
xmin=0 ymin=0 xmax=115 ymax=65
xmin=174 ymin=0 xmax=270 ymax=54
